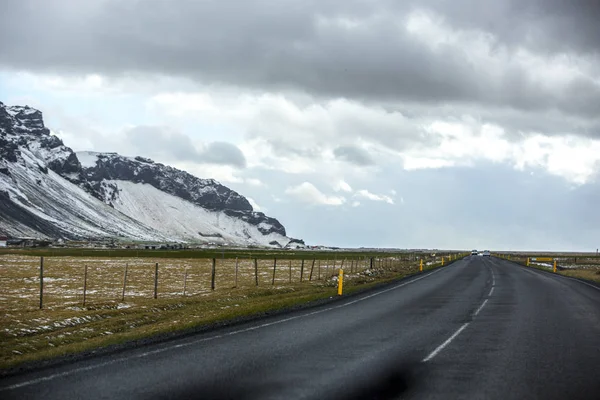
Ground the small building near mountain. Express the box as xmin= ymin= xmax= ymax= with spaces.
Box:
xmin=0 ymin=236 xmax=7 ymax=247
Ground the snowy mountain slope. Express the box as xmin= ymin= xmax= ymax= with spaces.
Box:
xmin=0 ymin=132 xmax=170 ymax=240
xmin=107 ymin=180 xmax=290 ymax=246
xmin=0 ymin=101 xmax=301 ymax=246
xmin=74 ymin=151 xmax=286 ymax=237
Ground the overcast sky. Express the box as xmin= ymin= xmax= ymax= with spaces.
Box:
xmin=1 ymin=0 xmax=599 ymax=251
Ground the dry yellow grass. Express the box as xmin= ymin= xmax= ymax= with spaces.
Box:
xmin=0 ymin=255 xmax=375 ymax=310
xmin=0 ymin=254 xmax=438 ymax=370
xmin=558 ymin=268 xmax=600 ymax=284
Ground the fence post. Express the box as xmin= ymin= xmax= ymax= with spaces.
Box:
xmin=122 ymin=263 xmax=128 ymax=301
xmin=154 ymin=262 xmax=159 ymax=299
xmin=370 ymin=257 xmax=373 ymax=270
xmin=317 ymin=259 xmax=321 ymax=280
xmin=254 ymin=258 xmax=258 ymax=286
xmin=211 ymin=258 xmax=216 ymax=290
xmin=235 ymin=257 xmax=239 ymax=288
xmin=309 ymin=259 xmax=316 ymax=281
xmin=272 ymin=258 xmax=277 ymax=285
xmin=39 ymin=256 xmax=44 ymax=309
xmin=183 ymin=267 xmax=188 ymax=296
xmin=83 ymin=265 xmax=88 ymax=307
xmin=300 ymin=259 xmax=305 ymax=282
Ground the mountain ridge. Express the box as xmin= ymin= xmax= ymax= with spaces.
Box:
xmin=0 ymin=101 xmax=301 ymax=247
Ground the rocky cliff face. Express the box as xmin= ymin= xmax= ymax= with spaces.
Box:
xmin=0 ymin=101 xmax=297 ymax=246
xmin=73 ymin=152 xmax=286 ymax=236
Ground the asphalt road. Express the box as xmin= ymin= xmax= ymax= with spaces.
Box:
xmin=2 ymin=257 xmax=600 ymax=399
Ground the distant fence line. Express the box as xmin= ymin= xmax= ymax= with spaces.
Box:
xmin=494 ymin=253 xmax=600 ymax=274
xmin=0 ymin=253 xmax=462 ymax=310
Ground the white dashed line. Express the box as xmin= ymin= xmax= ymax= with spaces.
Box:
xmin=422 ymin=264 xmax=495 ymax=362
xmin=473 ymin=299 xmax=489 ymax=317
xmin=422 ymin=323 xmax=470 ymax=362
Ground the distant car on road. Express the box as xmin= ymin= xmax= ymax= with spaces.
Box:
xmin=482 ymin=250 xmax=491 ymax=257
xmin=471 ymin=249 xmax=478 ymax=255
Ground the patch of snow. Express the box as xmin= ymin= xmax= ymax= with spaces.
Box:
xmin=107 ymin=180 xmax=290 ymax=246
xmin=76 ymin=151 xmax=100 ymax=168
xmin=258 ymin=222 xmax=272 ymax=230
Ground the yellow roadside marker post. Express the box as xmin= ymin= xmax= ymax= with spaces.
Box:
xmin=553 ymin=260 xmax=557 ymax=273
xmin=527 ymin=257 xmax=530 ymax=267
xmin=441 ymin=257 xmax=445 ymax=266
xmin=420 ymin=259 xmax=423 ymax=272
xmin=337 ymin=269 xmax=344 ymax=296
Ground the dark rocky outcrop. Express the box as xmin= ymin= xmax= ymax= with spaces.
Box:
xmin=0 ymin=101 xmax=294 ymax=243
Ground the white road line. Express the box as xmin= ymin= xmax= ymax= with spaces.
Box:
xmin=1 ymin=266 xmax=452 ymax=391
xmin=543 ymin=272 xmax=600 ymax=292
xmin=507 ymin=258 xmax=600 ymax=292
xmin=422 ymin=264 xmax=495 ymax=363
xmin=422 ymin=323 xmax=470 ymax=362
xmin=520 ymin=266 xmax=600 ymax=293
xmin=473 ymin=299 xmax=489 ymax=317
xmin=558 ymin=276 xmax=600 ymax=292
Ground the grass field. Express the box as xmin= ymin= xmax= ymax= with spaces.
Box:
xmin=0 ymin=247 xmax=441 ymax=260
xmin=494 ymin=252 xmax=600 ymax=283
xmin=0 ymin=251 xmax=457 ymax=371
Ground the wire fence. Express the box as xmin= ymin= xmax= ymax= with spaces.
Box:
xmin=0 ymin=253 xmax=458 ymax=310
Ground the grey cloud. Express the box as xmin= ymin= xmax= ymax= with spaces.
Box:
xmin=1 ymin=0 xmax=599 ymax=123
xmin=201 ymin=141 xmax=247 ymax=168
xmin=250 ymin=161 xmax=600 ymax=249
xmin=434 ymin=0 xmax=600 ymax=56
xmin=125 ymin=126 xmax=246 ymax=167
xmin=333 ymin=145 xmax=374 ymax=166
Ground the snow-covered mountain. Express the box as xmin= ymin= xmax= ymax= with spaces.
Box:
xmin=0 ymin=101 xmax=302 ymax=247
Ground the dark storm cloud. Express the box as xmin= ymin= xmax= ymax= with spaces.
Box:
xmin=125 ymin=126 xmax=246 ymax=167
xmin=432 ymin=0 xmax=600 ymax=55
xmin=0 ymin=0 xmax=599 ymax=122
xmin=333 ymin=145 xmax=374 ymax=166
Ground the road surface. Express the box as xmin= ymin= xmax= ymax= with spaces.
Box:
xmin=1 ymin=256 xmax=599 ymax=399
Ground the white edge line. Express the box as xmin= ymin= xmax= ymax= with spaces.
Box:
xmin=514 ymin=260 xmax=600 ymax=292
xmin=547 ymin=273 xmax=600 ymax=292
xmin=422 ymin=323 xmax=470 ymax=362
xmin=2 ymin=267 xmax=450 ymax=391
